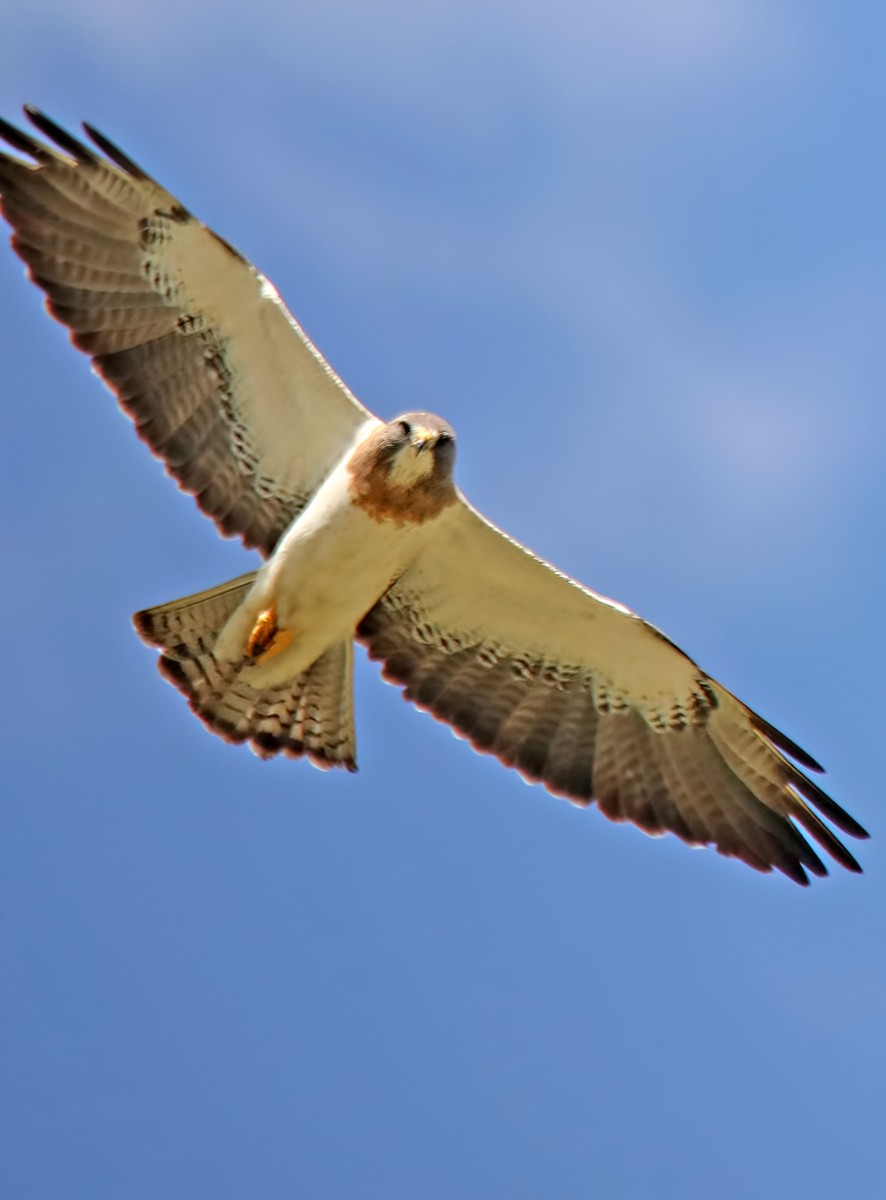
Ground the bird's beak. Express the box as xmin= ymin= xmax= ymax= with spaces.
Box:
xmin=411 ymin=426 xmax=437 ymax=453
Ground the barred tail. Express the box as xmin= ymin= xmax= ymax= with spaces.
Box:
xmin=133 ymin=573 xmax=357 ymax=770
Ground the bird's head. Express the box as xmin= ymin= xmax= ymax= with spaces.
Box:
xmin=381 ymin=412 xmax=456 ymax=488
xmin=348 ymin=412 xmax=458 ymax=524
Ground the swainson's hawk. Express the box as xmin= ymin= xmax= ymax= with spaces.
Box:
xmin=0 ymin=108 xmax=867 ymax=884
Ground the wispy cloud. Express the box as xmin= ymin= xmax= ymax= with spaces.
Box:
xmin=5 ymin=0 xmax=805 ymax=103
xmin=1 ymin=3 xmax=872 ymax=579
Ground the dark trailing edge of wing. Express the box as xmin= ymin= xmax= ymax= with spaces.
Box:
xmin=0 ymin=106 xmax=870 ymax=885
xmin=0 ymin=107 xmax=301 ymax=556
xmin=358 ymin=597 xmax=869 ymax=886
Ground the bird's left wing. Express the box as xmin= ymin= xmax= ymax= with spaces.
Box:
xmin=0 ymin=108 xmax=378 ymax=554
xmin=358 ymin=497 xmax=867 ymax=883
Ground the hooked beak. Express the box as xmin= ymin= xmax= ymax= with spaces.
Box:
xmin=411 ymin=425 xmax=438 ymax=453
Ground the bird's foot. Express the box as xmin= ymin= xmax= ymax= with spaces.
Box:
xmin=244 ymin=606 xmax=294 ymax=664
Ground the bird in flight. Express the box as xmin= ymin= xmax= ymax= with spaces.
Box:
xmin=0 ymin=107 xmax=867 ymax=885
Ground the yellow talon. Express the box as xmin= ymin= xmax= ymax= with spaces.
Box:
xmin=245 ymin=607 xmax=294 ymax=663
xmin=256 ymin=627 xmax=294 ymax=663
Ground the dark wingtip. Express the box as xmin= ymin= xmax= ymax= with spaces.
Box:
xmin=82 ymin=120 xmax=151 ymax=181
xmin=24 ymin=107 xmax=97 ymax=164
xmin=831 ymin=808 xmax=869 ymax=842
xmin=0 ymin=112 xmax=46 ymax=161
xmin=751 ymin=711 xmax=824 ymax=773
xmin=2 ymin=106 xmax=152 ymax=183
xmin=847 ymin=813 xmax=871 ymax=841
xmin=787 ymin=765 xmax=870 ymax=840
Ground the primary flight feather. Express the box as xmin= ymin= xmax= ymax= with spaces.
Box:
xmin=0 ymin=107 xmax=867 ymax=884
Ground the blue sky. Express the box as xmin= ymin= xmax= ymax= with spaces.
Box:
xmin=1 ymin=3 xmax=884 ymax=1196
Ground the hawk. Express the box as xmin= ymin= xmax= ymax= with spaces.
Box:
xmin=0 ymin=107 xmax=867 ymax=885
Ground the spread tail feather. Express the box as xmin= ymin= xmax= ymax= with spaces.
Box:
xmin=133 ymin=573 xmax=357 ymax=770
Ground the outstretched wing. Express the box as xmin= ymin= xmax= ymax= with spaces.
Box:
xmin=0 ymin=107 xmax=378 ymax=554
xmin=359 ymin=498 xmax=868 ymax=884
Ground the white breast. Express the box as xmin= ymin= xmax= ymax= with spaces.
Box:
xmin=214 ymin=457 xmax=437 ymax=685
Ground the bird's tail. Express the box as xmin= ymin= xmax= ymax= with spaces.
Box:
xmin=133 ymin=573 xmax=357 ymax=770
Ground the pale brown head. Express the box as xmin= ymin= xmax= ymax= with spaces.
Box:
xmin=348 ymin=412 xmax=457 ymax=525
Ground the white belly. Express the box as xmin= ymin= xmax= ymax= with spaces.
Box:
xmin=215 ymin=462 xmax=432 ymax=685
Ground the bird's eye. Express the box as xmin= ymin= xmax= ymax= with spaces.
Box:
xmin=398 ymin=419 xmax=412 ymax=438
xmin=437 ymin=430 xmax=452 ymax=445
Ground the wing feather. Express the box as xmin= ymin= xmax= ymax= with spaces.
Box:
xmin=359 ymin=498 xmax=867 ymax=883
xmin=0 ymin=108 xmax=378 ymax=554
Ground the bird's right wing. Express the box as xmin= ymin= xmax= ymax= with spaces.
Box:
xmin=0 ymin=107 xmax=378 ymax=555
